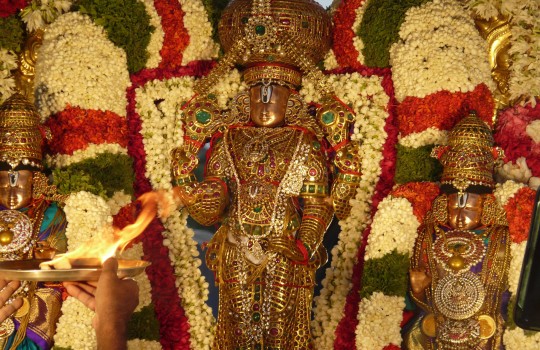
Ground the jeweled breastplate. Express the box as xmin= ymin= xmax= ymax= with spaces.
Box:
xmin=226 ymin=127 xmax=308 ymax=234
xmin=423 ymin=228 xmax=509 ymax=350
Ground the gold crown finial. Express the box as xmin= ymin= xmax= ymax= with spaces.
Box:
xmin=434 ymin=111 xmax=500 ymax=192
xmin=0 ymin=93 xmax=44 ymax=170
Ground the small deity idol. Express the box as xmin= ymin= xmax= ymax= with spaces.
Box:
xmin=170 ymin=0 xmax=362 ymax=348
xmin=407 ymin=112 xmax=510 ymax=349
xmin=0 ymin=93 xmax=68 ymax=349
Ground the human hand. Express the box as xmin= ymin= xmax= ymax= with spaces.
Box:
xmin=64 ymin=258 xmax=139 ymax=350
xmin=0 ymin=280 xmax=23 ymax=323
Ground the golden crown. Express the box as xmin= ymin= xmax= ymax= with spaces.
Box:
xmin=196 ymin=0 xmax=332 ymax=92
xmin=0 ymin=93 xmax=44 ymax=170
xmin=434 ymin=112 xmax=499 ymax=192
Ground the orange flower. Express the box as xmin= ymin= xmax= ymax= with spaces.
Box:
xmin=391 ymin=182 xmax=440 ymax=222
xmin=504 ymin=187 xmax=536 ymax=244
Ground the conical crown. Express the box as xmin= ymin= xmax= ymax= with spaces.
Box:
xmin=439 ymin=112 xmax=496 ymax=191
xmin=0 ymin=93 xmax=43 ymax=170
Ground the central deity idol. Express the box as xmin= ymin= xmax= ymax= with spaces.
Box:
xmin=170 ymin=0 xmax=363 ymax=348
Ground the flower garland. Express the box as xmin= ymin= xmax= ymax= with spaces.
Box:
xmin=140 ymin=0 xmax=165 ymax=69
xmin=154 ymin=0 xmax=190 ymax=70
xmin=355 ymin=182 xmax=439 ymax=349
xmin=179 ymin=0 xmax=219 ymax=64
xmin=389 ymin=0 xmax=494 ymax=102
xmin=20 ymin=0 xmax=71 ymax=32
xmin=45 ymin=143 xmax=128 ymax=169
xmin=398 ymin=127 xmax=448 ymax=148
xmin=300 ymin=70 xmax=395 ymax=349
xmin=0 ymin=48 xmax=17 ymax=104
xmin=127 ymin=61 xmax=214 ymax=350
xmin=329 ymin=0 xmax=367 ymax=69
xmin=492 ymin=182 xmax=538 ymax=349
xmin=45 ymin=107 xmax=129 ymax=155
xmin=397 ymin=84 xmax=494 ymax=137
xmin=495 ymin=103 xmax=540 ymax=186
xmin=35 ymin=12 xmax=130 ymax=120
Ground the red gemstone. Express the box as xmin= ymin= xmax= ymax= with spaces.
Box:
xmin=281 ymin=18 xmax=290 ymax=25
xmin=270 ymin=328 xmax=279 ymax=336
xmin=214 ymin=163 xmax=221 ymax=170
xmin=309 ymin=168 xmax=317 ymax=176
xmin=253 ymin=303 xmax=260 ymax=311
xmin=258 ymin=165 xmax=264 ymax=176
xmin=235 ymin=328 xmax=242 ymax=335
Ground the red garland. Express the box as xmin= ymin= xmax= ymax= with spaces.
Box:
xmin=127 ymin=61 xmax=214 ymax=350
xmin=504 ymin=187 xmax=535 ymax=244
xmin=0 ymin=0 xmax=27 ymax=17
xmin=397 ymin=83 xmax=494 ymax=137
xmin=45 ymin=106 xmax=129 ymax=155
xmin=154 ymin=0 xmax=190 ymax=71
xmin=332 ymin=0 xmax=368 ymax=70
xmin=391 ymin=182 xmax=440 ymax=222
xmin=494 ymin=103 xmax=540 ymax=177
xmin=113 ymin=202 xmax=137 ymax=230
xmin=331 ymin=67 xmax=399 ymax=349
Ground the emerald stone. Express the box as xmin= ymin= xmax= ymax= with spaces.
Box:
xmin=253 ymin=226 xmax=262 ymax=235
xmin=322 ymin=111 xmax=335 ymax=124
xmin=302 ymin=21 xmax=309 ymax=28
xmin=308 ymin=185 xmax=315 ymax=193
xmin=333 ymin=134 xmax=341 ymax=141
xmin=241 ymin=17 xmax=249 ymax=24
xmin=312 ymin=141 xmax=321 ymax=150
xmin=255 ymin=25 xmax=266 ymax=35
xmin=195 ymin=110 xmax=211 ymax=124
xmin=253 ymin=205 xmax=262 ymax=213
xmin=347 ymin=113 xmax=354 ymax=121
xmin=252 ymin=312 xmax=261 ymax=322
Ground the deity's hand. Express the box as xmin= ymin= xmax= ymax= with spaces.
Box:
xmin=268 ymin=237 xmax=307 ymax=262
xmin=172 ymin=186 xmax=199 ymax=207
xmin=409 ymin=269 xmax=432 ymax=298
xmin=0 ymin=280 xmax=23 ymax=323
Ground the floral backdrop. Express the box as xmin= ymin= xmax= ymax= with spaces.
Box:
xmin=0 ymin=0 xmax=539 ymax=349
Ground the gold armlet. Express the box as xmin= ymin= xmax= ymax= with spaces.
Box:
xmin=331 ymin=173 xmax=361 ymax=220
xmin=299 ymin=204 xmax=334 ymax=252
xmin=300 ymin=182 xmax=329 ymax=197
xmin=317 ymin=96 xmax=356 ymax=149
xmin=184 ymin=178 xmax=228 ymax=226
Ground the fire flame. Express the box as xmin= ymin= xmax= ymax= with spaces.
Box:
xmin=41 ymin=190 xmax=175 ymax=269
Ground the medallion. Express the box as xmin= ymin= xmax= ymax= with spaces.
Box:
xmin=433 ymin=230 xmax=486 ymax=273
xmin=434 ymin=271 xmax=485 ymax=320
xmin=0 ymin=318 xmax=14 ymax=339
xmin=0 ymin=210 xmax=33 ymax=254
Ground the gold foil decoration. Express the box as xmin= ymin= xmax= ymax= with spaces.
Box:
xmin=474 ymin=13 xmax=512 ymax=120
xmin=13 ymin=30 xmax=44 ymax=102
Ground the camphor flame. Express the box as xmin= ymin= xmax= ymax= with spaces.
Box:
xmin=41 ymin=190 xmax=174 ymax=269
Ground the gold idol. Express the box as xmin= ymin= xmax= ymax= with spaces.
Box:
xmin=170 ymin=0 xmax=362 ymax=348
xmin=407 ymin=112 xmax=510 ymax=350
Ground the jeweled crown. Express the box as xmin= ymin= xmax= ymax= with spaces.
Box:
xmin=435 ymin=112 xmax=499 ymax=192
xmin=217 ymin=0 xmax=332 ymax=87
xmin=0 ymin=93 xmax=44 ymax=170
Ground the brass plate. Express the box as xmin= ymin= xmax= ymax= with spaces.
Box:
xmin=478 ymin=314 xmax=496 ymax=339
xmin=0 ymin=259 xmax=150 ymax=281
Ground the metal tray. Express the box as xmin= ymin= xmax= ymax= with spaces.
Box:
xmin=0 ymin=259 xmax=150 ymax=281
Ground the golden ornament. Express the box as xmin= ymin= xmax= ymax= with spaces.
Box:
xmin=478 ymin=315 xmax=496 ymax=339
xmin=421 ymin=313 xmax=436 ymax=337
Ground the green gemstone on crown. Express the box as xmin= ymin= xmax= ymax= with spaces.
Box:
xmin=255 ymin=25 xmax=266 ymax=35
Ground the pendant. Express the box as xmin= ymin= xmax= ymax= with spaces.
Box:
xmin=0 ymin=318 xmax=14 ymax=339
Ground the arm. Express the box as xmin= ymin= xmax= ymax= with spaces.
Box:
xmin=331 ymin=141 xmax=362 ymax=220
xmin=171 ymin=135 xmax=229 ymax=226
xmin=64 ymin=258 xmax=139 ymax=350
xmin=270 ymin=137 xmax=334 ymax=262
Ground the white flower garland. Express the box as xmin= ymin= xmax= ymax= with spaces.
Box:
xmin=323 ymin=50 xmax=339 ymax=70
xmin=20 ymin=0 xmax=72 ymax=32
xmin=355 ymin=194 xmax=418 ymax=348
xmin=389 ymin=0 xmax=494 ymax=102
xmin=179 ymin=0 xmax=219 ymax=64
xmin=54 ymin=297 xmax=97 ymax=350
xmin=128 ymin=339 xmax=163 ymax=350
xmin=355 ymin=293 xmax=405 ymax=349
xmin=162 ymin=209 xmax=215 ymax=349
xmin=398 ymin=127 xmax=448 ymax=148
xmin=45 ymin=143 xmax=128 ymax=168
xmin=365 ymin=196 xmax=419 ymax=260
xmin=300 ymin=73 xmax=390 ymax=349
xmin=352 ymin=2 xmax=367 ymax=66
xmin=35 ymin=12 xmax=130 ymax=120
xmin=0 ymin=49 xmax=17 ymax=104
xmin=493 ymin=180 xmax=525 ymax=206
xmin=140 ymin=0 xmax=165 ymax=69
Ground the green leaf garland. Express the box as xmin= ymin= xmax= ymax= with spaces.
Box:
xmin=0 ymin=15 xmax=25 ymax=53
xmin=395 ymin=144 xmax=442 ymax=184
xmin=360 ymin=250 xmax=410 ymax=299
xmin=77 ymin=0 xmax=154 ymax=73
